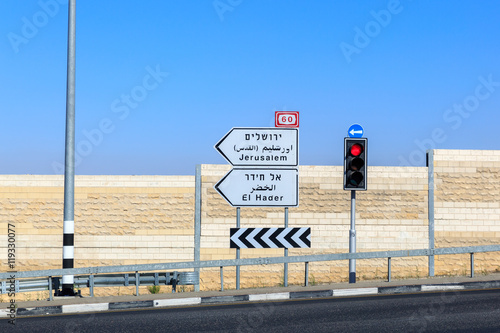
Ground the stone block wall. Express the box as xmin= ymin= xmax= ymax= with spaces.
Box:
xmin=433 ymin=149 xmax=500 ymax=276
xmin=0 ymin=149 xmax=499 ymax=297
xmin=199 ymin=164 xmax=429 ymax=288
xmin=0 ymin=175 xmax=195 ymax=274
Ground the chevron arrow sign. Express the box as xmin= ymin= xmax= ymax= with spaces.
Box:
xmin=230 ymin=227 xmax=311 ymax=249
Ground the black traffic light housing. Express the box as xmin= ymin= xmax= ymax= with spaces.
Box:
xmin=344 ymin=138 xmax=367 ymax=190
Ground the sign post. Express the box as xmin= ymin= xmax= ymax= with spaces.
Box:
xmin=274 ymin=112 xmax=300 ymax=285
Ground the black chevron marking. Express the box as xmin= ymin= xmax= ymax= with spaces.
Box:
xmin=270 ymin=228 xmax=285 ymax=248
xmin=230 ymin=228 xmax=238 ymax=248
xmin=230 ymin=228 xmax=310 ymax=248
xmin=284 ymin=228 xmax=299 ymax=248
xmin=255 ymin=228 xmax=270 ymax=248
xmin=240 ymin=228 xmax=254 ymax=248
xmin=299 ymin=228 xmax=311 ymax=247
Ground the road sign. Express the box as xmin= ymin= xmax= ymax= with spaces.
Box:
xmin=230 ymin=227 xmax=311 ymax=248
xmin=215 ymin=127 xmax=298 ymax=167
xmin=214 ymin=168 xmax=299 ymax=207
xmin=348 ymin=124 xmax=364 ymax=138
xmin=275 ymin=111 xmax=299 ymax=127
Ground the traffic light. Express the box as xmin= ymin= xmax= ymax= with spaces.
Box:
xmin=344 ymin=138 xmax=367 ymax=190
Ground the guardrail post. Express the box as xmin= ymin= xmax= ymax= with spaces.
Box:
xmin=388 ymin=257 xmax=392 ymax=282
xmin=470 ymin=253 xmax=474 ymax=278
xmin=220 ymin=266 xmax=224 ymax=291
xmin=89 ymin=274 xmax=94 ymax=297
xmin=135 ymin=271 xmax=139 ymax=296
xmin=305 ymin=262 xmax=309 ymax=286
xmin=172 ymin=272 xmax=178 ymax=293
xmin=49 ymin=276 xmax=53 ymax=301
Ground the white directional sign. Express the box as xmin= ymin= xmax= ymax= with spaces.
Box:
xmin=214 ymin=168 xmax=298 ymax=207
xmin=215 ymin=127 xmax=298 ymax=167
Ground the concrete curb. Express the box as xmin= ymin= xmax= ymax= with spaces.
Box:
xmin=3 ymin=279 xmax=499 ymax=318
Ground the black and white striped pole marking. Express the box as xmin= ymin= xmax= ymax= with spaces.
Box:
xmin=230 ymin=227 xmax=311 ymax=249
xmin=62 ymin=220 xmax=74 ymax=294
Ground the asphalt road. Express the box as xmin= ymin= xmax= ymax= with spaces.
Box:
xmin=3 ymin=289 xmax=500 ymax=333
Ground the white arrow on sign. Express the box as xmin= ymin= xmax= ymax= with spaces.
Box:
xmin=215 ymin=127 xmax=298 ymax=167
xmin=214 ymin=168 xmax=299 ymax=207
xmin=349 ymin=129 xmax=363 ymax=136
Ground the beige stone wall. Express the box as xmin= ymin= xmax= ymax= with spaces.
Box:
xmin=1 ymin=149 xmax=499 ymax=296
xmin=433 ymin=149 xmax=500 ymax=276
xmin=0 ymin=175 xmax=195 ymax=275
xmin=200 ymin=164 xmax=429 ymax=288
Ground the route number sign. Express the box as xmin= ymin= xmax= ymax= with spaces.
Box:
xmin=275 ymin=111 xmax=299 ymax=128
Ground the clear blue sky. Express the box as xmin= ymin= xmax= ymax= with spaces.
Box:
xmin=1 ymin=0 xmax=500 ymax=175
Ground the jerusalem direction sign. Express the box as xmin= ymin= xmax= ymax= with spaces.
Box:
xmin=214 ymin=168 xmax=299 ymax=207
xmin=215 ymin=127 xmax=298 ymax=167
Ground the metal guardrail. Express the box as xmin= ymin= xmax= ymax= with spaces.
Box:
xmin=2 ymin=244 xmax=499 ymax=298
xmin=1 ymin=271 xmax=199 ymax=300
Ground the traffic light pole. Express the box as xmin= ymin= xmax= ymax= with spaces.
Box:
xmin=344 ymin=135 xmax=366 ymax=284
xmin=349 ymin=191 xmax=356 ymax=283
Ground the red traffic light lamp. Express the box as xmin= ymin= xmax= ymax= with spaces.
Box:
xmin=350 ymin=143 xmax=363 ymax=157
xmin=344 ymin=138 xmax=367 ymax=190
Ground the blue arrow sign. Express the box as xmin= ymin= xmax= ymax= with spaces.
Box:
xmin=348 ymin=124 xmax=364 ymax=138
